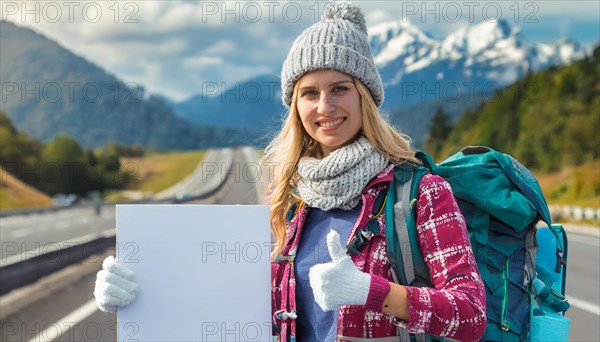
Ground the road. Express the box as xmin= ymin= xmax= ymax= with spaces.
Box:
xmin=1 ymin=148 xmax=598 ymax=341
xmin=564 ymin=229 xmax=600 ymax=341
xmin=0 ymin=148 xmax=263 ymax=342
xmin=154 ymin=149 xmax=235 ymax=200
xmin=0 ymin=206 xmax=115 ymax=262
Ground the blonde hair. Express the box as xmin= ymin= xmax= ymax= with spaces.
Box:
xmin=261 ymin=77 xmax=417 ymax=257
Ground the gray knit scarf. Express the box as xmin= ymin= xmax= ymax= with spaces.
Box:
xmin=297 ymin=136 xmax=388 ymax=211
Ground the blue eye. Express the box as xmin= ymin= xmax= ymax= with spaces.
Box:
xmin=332 ymin=86 xmax=349 ymax=93
xmin=301 ymin=90 xmax=319 ymax=97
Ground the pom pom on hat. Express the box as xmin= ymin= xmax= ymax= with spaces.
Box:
xmin=280 ymin=1 xmax=384 ymax=108
xmin=323 ymin=2 xmax=367 ymax=33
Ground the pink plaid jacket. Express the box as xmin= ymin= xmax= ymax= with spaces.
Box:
xmin=271 ymin=165 xmax=486 ymax=341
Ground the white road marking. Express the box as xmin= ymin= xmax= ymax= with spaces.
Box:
xmin=28 ymin=298 xmax=98 ymax=342
xmin=569 ymin=296 xmax=600 ymax=316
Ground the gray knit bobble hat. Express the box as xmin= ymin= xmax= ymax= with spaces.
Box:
xmin=280 ymin=2 xmax=384 ymax=107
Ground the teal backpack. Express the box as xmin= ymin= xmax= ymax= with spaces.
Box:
xmin=384 ymin=146 xmax=571 ymax=341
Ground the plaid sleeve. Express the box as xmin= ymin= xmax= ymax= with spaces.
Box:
xmin=402 ymin=174 xmax=486 ymax=342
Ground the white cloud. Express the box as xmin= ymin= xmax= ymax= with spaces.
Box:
xmin=204 ymin=40 xmax=236 ymax=55
xmin=184 ymin=55 xmax=224 ymax=68
xmin=156 ymin=2 xmax=210 ymax=30
xmin=366 ymin=10 xmax=395 ymax=26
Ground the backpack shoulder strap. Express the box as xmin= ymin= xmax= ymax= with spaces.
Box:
xmin=387 ymin=155 xmax=447 ymax=342
xmin=387 ymin=163 xmax=416 ymax=285
xmin=385 ymin=159 xmax=432 ymax=287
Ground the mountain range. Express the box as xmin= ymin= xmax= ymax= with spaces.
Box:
xmin=371 ymin=19 xmax=582 ymax=107
xmin=174 ymin=19 xmax=584 ymax=146
xmin=0 ymin=19 xmax=586 ymax=149
xmin=0 ymin=20 xmax=244 ymax=149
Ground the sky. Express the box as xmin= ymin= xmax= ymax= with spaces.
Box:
xmin=2 ymin=1 xmax=599 ymax=102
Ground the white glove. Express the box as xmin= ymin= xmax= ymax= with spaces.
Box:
xmin=309 ymin=230 xmax=371 ymax=311
xmin=94 ymin=256 xmax=139 ymax=313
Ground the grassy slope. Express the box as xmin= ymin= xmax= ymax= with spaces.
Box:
xmin=120 ymin=150 xmax=206 ymax=193
xmin=536 ymin=159 xmax=599 ymax=208
xmin=0 ymin=167 xmax=52 ymax=210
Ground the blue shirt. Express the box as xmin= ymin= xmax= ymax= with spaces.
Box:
xmin=294 ymin=205 xmax=362 ymax=342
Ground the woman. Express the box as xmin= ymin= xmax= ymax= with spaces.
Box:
xmin=94 ymin=2 xmax=486 ymax=341
xmin=265 ymin=2 xmax=485 ymax=341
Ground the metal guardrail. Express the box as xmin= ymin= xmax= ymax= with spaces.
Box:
xmin=0 ymin=231 xmax=115 ymax=296
xmin=550 ymin=205 xmax=600 ymax=222
xmin=0 ymin=203 xmax=91 ymax=218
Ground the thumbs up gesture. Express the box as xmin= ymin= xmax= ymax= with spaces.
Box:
xmin=308 ymin=230 xmax=372 ymax=311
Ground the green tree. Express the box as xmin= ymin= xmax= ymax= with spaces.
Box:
xmin=425 ymin=107 xmax=453 ymax=160
xmin=0 ymin=111 xmax=43 ymax=188
xmin=40 ymin=133 xmax=87 ymax=195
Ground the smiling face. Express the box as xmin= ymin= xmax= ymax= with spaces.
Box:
xmin=295 ymin=69 xmax=363 ymax=157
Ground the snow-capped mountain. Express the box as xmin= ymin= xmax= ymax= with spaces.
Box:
xmin=172 ymin=19 xmax=585 ymax=147
xmin=370 ymin=19 xmax=584 ymax=108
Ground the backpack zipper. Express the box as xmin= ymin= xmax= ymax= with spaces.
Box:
xmin=501 ymin=257 xmax=510 ymax=332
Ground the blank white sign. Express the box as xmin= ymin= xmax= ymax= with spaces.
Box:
xmin=116 ymin=204 xmax=271 ymax=342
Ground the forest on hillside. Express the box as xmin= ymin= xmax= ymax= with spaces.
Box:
xmin=0 ymin=111 xmax=141 ymax=196
xmin=426 ymin=45 xmax=599 ymax=173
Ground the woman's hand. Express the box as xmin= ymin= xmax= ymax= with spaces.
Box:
xmin=93 ymin=256 xmax=139 ymax=313
xmin=308 ymin=230 xmax=372 ymax=311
